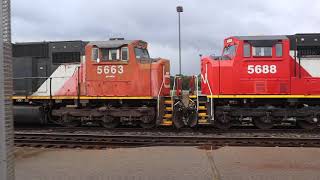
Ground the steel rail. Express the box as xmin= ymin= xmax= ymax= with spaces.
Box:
xmin=14 ymin=132 xmax=320 ymax=149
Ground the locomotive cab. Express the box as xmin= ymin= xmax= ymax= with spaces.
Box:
xmin=84 ymin=39 xmax=170 ymax=97
xmin=202 ymin=36 xmax=291 ymax=95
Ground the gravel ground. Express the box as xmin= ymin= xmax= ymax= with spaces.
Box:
xmin=15 ymin=146 xmax=320 ymax=180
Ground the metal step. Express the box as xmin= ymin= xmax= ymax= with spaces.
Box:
xmin=161 ymin=120 xmax=173 ymax=126
xmin=198 ymin=113 xmax=208 ymax=117
xmin=164 ymin=114 xmax=172 ymax=119
xmin=198 ymin=106 xmax=207 ymax=110
xmin=164 ymin=100 xmax=173 ymax=105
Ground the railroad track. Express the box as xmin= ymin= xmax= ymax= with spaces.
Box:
xmin=14 ymin=132 xmax=320 ymax=149
xmin=15 ymin=125 xmax=320 ymax=136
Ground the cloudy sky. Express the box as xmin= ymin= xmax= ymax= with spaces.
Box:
xmin=12 ymin=0 xmax=320 ymax=75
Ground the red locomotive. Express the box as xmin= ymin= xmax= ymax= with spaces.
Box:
xmin=12 ymin=33 xmax=320 ymax=130
xmin=13 ymin=39 xmax=173 ymax=128
xmin=200 ymin=33 xmax=320 ymax=129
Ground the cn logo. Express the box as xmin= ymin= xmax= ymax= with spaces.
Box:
xmin=201 ymin=72 xmax=208 ymax=84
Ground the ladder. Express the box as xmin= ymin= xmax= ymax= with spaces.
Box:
xmin=161 ymin=96 xmax=173 ymax=126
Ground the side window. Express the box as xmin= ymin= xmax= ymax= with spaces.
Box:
xmin=275 ymin=43 xmax=283 ymax=57
xmin=121 ymin=47 xmax=128 ymax=61
xmin=92 ymin=48 xmax=99 ymax=61
xmin=253 ymin=47 xmax=272 ymax=56
xmin=243 ymin=43 xmax=251 ymax=57
xmin=101 ymin=48 xmax=109 ymax=61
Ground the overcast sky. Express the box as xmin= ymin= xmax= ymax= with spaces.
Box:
xmin=12 ymin=0 xmax=320 ymax=75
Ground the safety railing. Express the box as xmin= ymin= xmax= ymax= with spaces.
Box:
xmin=203 ymin=63 xmax=214 ymax=121
xmin=12 ymin=65 xmax=81 ymax=101
xmin=157 ymin=65 xmax=165 ymax=117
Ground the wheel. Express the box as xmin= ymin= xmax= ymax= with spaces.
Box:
xmin=253 ymin=116 xmax=273 ymax=129
xmin=297 ymin=117 xmax=318 ymax=130
xmin=172 ymin=104 xmax=185 ymax=129
xmin=186 ymin=107 xmax=198 ymax=128
xmin=61 ymin=114 xmax=81 ymax=127
xmin=100 ymin=116 xmax=119 ymax=129
xmin=215 ymin=114 xmax=232 ymax=130
xmin=140 ymin=115 xmax=156 ymax=129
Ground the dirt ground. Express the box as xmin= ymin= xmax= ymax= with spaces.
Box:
xmin=15 ymin=146 xmax=320 ymax=180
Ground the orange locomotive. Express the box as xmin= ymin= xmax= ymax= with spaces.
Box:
xmin=12 ymin=38 xmax=173 ymax=128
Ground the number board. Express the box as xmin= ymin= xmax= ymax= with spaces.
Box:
xmin=247 ymin=65 xmax=277 ymax=74
xmin=97 ymin=65 xmax=124 ymax=78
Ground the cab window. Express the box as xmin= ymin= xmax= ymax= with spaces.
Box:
xmin=275 ymin=43 xmax=283 ymax=57
xmin=135 ymin=48 xmax=150 ymax=59
xmin=253 ymin=47 xmax=272 ymax=57
xmin=243 ymin=43 xmax=251 ymax=57
xmin=92 ymin=47 xmax=99 ymax=61
xmin=101 ymin=48 xmax=109 ymax=61
xmin=221 ymin=45 xmax=237 ymax=60
xmin=121 ymin=47 xmax=128 ymax=61
xmin=109 ymin=49 xmax=119 ymax=60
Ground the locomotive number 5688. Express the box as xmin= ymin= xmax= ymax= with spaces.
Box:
xmin=247 ymin=65 xmax=277 ymax=74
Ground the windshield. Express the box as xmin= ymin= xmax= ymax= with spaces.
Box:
xmin=222 ymin=45 xmax=237 ymax=59
xmin=134 ymin=48 xmax=150 ymax=59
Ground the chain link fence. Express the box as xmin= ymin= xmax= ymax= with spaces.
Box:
xmin=0 ymin=0 xmax=14 ymax=179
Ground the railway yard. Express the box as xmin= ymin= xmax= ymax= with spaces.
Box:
xmin=1 ymin=1 xmax=320 ymax=180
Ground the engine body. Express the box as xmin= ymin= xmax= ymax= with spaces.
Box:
xmin=12 ymin=39 xmax=171 ymax=127
xmin=199 ymin=33 xmax=320 ymax=129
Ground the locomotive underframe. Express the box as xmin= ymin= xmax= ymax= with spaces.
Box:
xmin=14 ymin=98 xmax=158 ymax=128
xmin=206 ymin=97 xmax=320 ymax=129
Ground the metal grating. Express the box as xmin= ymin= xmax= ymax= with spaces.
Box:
xmin=0 ymin=0 xmax=15 ymax=179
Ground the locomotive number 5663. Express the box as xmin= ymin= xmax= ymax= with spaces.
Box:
xmin=97 ymin=65 xmax=124 ymax=75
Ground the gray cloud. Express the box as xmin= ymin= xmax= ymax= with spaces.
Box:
xmin=12 ymin=0 xmax=320 ymax=75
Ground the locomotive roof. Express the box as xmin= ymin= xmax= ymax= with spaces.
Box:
xmin=88 ymin=40 xmax=133 ymax=48
xmin=234 ymin=35 xmax=288 ymax=41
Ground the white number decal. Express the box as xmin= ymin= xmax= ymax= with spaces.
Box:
xmin=104 ymin=66 xmax=109 ymax=74
xmin=97 ymin=65 xmax=124 ymax=76
xmin=111 ymin=66 xmax=117 ymax=74
xmin=248 ymin=65 xmax=277 ymax=74
xmin=255 ymin=65 xmax=262 ymax=74
xmin=270 ymin=65 xmax=277 ymax=74
xmin=262 ymin=65 xmax=269 ymax=74
xmin=97 ymin=66 xmax=103 ymax=74
xmin=118 ymin=66 xmax=124 ymax=74
xmin=248 ymin=65 xmax=254 ymax=74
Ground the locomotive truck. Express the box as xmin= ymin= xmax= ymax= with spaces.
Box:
xmin=200 ymin=33 xmax=320 ymax=129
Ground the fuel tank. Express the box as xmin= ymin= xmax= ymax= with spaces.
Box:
xmin=13 ymin=106 xmax=46 ymax=125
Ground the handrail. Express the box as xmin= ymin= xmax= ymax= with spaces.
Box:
xmin=195 ymin=75 xmax=199 ymax=112
xmin=171 ymin=76 xmax=176 ymax=97
xmin=205 ymin=63 xmax=214 ymax=121
xmin=157 ymin=65 xmax=165 ymax=117
xmin=14 ymin=65 xmax=81 ymax=96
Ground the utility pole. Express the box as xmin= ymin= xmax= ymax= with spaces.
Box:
xmin=0 ymin=0 xmax=15 ymax=179
xmin=176 ymin=6 xmax=183 ymax=76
